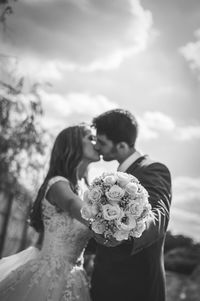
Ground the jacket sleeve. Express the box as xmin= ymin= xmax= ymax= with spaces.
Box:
xmin=131 ymin=162 xmax=172 ymax=255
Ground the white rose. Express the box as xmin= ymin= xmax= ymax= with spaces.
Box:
xmin=116 ymin=172 xmax=131 ymax=187
xmin=102 ymin=172 xmax=114 ymax=178
xmin=136 ymin=185 xmax=149 ymax=203
xmin=83 ymin=190 xmax=91 ymax=204
xmin=91 ymin=204 xmax=99 ymax=216
xmin=105 ymin=185 xmax=125 ymax=202
xmin=117 ymin=215 xmax=136 ymax=231
xmin=137 ymin=193 xmax=149 ymax=205
xmin=125 ymin=182 xmax=138 ymax=197
xmin=88 ymin=187 xmax=102 ymax=202
xmin=81 ymin=205 xmax=93 ymax=220
xmin=102 ymin=204 xmax=123 ymax=221
xmin=127 ymin=200 xmax=144 ymax=217
xmin=91 ymin=220 xmax=106 ymax=234
xmin=131 ymin=221 xmax=146 ymax=238
xmin=103 ymin=175 xmax=117 ymax=186
xmin=113 ymin=229 xmax=130 ymax=241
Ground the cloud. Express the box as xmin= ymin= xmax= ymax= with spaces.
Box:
xmin=168 ymin=176 xmax=200 ymax=241
xmin=138 ymin=111 xmax=200 ymax=141
xmin=180 ymin=29 xmax=200 ymax=80
xmin=18 ymin=57 xmax=63 ymax=81
xmin=138 ymin=120 xmax=158 ymax=140
xmin=142 ymin=111 xmax=175 ymax=131
xmin=172 ymin=176 xmax=200 ymax=206
xmin=138 ymin=111 xmax=175 ymax=140
xmin=38 ymin=89 xmax=117 ymax=129
xmin=175 ymin=125 xmax=200 ymax=140
xmin=1 ymin=0 xmax=153 ymax=74
xmin=168 ymin=207 xmax=200 ymax=241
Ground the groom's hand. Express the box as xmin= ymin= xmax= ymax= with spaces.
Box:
xmin=93 ymin=233 xmax=121 ymax=247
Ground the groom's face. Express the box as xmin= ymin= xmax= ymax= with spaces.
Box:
xmin=95 ymin=134 xmax=118 ymax=161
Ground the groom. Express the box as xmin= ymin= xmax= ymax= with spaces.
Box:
xmin=88 ymin=109 xmax=172 ymax=301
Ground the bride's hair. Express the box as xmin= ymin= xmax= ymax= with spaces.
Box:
xmin=29 ymin=124 xmax=88 ymax=233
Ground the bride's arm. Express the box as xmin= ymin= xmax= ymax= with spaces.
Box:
xmin=46 ymin=181 xmax=89 ymax=227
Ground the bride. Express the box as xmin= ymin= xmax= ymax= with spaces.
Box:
xmin=0 ymin=124 xmax=100 ymax=301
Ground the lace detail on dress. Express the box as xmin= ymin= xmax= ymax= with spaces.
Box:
xmin=0 ymin=176 xmax=91 ymax=301
xmin=63 ymin=266 xmax=90 ymax=301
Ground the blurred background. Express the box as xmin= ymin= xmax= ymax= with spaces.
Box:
xmin=0 ymin=1 xmax=200 ymax=300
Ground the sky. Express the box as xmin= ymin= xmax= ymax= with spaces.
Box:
xmin=0 ymin=0 xmax=200 ymax=241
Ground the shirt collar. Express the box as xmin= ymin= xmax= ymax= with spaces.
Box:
xmin=117 ymin=151 xmax=142 ymax=172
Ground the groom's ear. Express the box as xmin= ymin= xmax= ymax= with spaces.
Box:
xmin=116 ymin=142 xmax=129 ymax=152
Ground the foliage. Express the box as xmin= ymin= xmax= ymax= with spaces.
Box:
xmin=0 ymin=76 xmax=48 ymax=197
xmin=0 ymin=0 xmax=50 ymax=256
xmin=0 ymin=0 xmax=16 ymax=29
xmin=165 ymin=247 xmax=200 ymax=274
xmin=164 ymin=231 xmax=200 ymax=275
xmin=164 ymin=231 xmax=195 ymax=253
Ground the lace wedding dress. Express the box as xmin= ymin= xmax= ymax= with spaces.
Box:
xmin=0 ymin=176 xmax=91 ymax=301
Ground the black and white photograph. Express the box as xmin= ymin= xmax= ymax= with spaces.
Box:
xmin=0 ymin=1 xmax=200 ymax=300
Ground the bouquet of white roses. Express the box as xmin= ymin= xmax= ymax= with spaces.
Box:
xmin=81 ymin=171 xmax=153 ymax=241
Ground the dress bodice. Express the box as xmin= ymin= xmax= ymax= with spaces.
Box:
xmin=41 ymin=176 xmax=91 ymax=267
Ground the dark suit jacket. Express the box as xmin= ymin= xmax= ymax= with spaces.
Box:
xmin=89 ymin=155 xmax=172 ymax=301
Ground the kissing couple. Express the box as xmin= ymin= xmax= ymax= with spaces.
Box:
xmin=0 ymin=109 xmax=172 ymax=301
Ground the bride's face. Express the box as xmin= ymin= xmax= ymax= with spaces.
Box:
xmin=82 ymin=128 xmax=100 ymax=162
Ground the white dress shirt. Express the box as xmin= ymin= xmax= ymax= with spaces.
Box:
xmin=117 ymin=151 xmax=143 ymax=172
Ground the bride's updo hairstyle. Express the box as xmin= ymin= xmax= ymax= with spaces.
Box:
xmin=29 ymin=124 xmax=88 ymax=233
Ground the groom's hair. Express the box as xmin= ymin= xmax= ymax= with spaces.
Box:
xmin=92 ymin=109 xmax=138 ymax=147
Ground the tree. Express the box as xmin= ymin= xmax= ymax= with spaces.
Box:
xmin=0 ymin=0 xmax=51 ymax=257
xmin=0 ymin=74 xmax=49 ymax=257
xmin=0 ymin=0 xmax=16 ymax=31
xmin=0 ymin=0 xmax=50 ymax=257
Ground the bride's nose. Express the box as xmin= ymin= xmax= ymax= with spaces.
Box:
xmin=94 ymin=142 xmax=100 ymax=151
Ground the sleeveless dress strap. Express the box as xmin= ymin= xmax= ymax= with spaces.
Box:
xmin=44 ymin=176 xmax=69 ymax=199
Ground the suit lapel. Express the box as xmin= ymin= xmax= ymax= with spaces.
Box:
xmin=125 ymin=155 xmax=147 ymax=174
